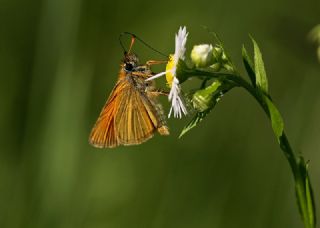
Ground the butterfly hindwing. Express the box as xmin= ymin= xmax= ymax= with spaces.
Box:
xmin=115 ymin=76 xmax=157 ymax=145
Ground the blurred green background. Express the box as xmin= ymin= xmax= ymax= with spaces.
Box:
xmin=0 ymin=0 xmax=319 ymax=227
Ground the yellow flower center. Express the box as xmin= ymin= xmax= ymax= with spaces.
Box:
xmin=165 ymin=54 xmax=175 ymax=88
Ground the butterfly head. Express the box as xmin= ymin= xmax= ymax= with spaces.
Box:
xmin=123 ymin=52 xmax=140 ymax=72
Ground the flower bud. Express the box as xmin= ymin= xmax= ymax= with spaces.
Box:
xmin=192 ymin=80 xmax=222 ymax=112
xmin=212 ymin=46 xmax=223 ymax=61
xmin=210 ymin=63 xmax=221 ymax=71
xmin=191 ymin=44 xmax=214 ymax=68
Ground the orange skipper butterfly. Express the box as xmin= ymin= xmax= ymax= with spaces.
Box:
xmin=89 ymin=34 xmax=169 ymax=148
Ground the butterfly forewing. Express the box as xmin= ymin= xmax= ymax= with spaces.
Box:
xmin=115 ymin=77 xmax=158 ymax=145
xmin=89 ymin=79 xmax=125 ymax=148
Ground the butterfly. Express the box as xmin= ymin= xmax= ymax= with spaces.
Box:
xmin=89 ymin=52 xmax=169 ymax=148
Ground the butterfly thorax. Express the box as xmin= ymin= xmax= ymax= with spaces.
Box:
xmin=119 ymin=53 xmax=152 ymax=83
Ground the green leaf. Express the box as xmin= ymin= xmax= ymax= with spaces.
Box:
xmin=180 ymin=80 xmax=224 ymax=138
xmin=251 ymin=37 xmax=268 ymax=93
xmin=264 ymin=95 xmax=284 ymax=141
xmin=241 ymin=45 xmax=256 ymax=86
xmin=179 ymin=111 xmax=211 ymax=138
xmin=293 ymin=156 xmax=317 ymax=228
xmin=305 ymin=172 xmax=316 ymax=227
xmin=297 ymin=157 xmax=316 ymax=227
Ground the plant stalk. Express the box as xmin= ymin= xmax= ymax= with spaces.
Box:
xmin=185 ymin=69 xmax=316 ymax=228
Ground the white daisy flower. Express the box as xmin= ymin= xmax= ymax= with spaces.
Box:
xmin=146 ymin=26 xmax=188 ymax=118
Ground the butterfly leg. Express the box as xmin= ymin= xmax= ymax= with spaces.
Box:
xmin=147 ymin=89 xmax=169 ymax=97
xmin=146 ymin=60 xmax=168 ymax=66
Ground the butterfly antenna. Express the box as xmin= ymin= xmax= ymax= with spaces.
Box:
xmin=119 ymin=32 xmax=168 ymax=57
xmin=128 ymin=35 xmax=135 ymax=54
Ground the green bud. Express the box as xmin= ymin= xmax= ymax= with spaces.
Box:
xmin=222 ymin=63 xmax=235 ymax=72
xmin=210 ymin=63 xmax=221 ymax=71
xmin=221 ymin=52 xmax=228 ymax=62
xmin=211 ymin=46 xmax=235 ymax=72
xmin=212 ymin=46 xmax=223 ymax=61
xmin=192 ymin=80 xmax=222 ymax=112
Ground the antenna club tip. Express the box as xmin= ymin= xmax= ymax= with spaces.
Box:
xmin=119 ymin=32 xmax=167 ymax=57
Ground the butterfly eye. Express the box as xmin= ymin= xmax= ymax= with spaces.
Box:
xmin=125 ymin=63 xmax=133 ymax=71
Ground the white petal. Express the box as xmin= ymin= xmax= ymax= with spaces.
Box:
xmin=145 ymin=71 xmax=167 ymax=81
xmin=174 ymin=26 xmax=188 ymax=64
xmin=168 ymin=77 xmax=187 ymax=118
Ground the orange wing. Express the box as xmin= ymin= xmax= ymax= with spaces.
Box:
xmin=89 ymin=80 xmax=126 ymax=148
xmin=115 ymin=82 xmax=157 ymax=145
xmin=89 ymin=74 xmax=168 ymax=148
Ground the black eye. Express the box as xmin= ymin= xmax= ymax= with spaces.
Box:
xmin=125 ymin=63 xmax=133 ymax=71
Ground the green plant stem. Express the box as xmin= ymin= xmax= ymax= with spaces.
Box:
xmin=185 ymin=69 xmax=315 ymax=228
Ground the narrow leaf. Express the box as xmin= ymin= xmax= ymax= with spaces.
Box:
xmin=179 ymin=80 xmax=227 ymax=138
xmin=242 ymin=45 xmax=256 ymax=86
xmin=294 ymin=157 xmax=317 ymax=227
xmin=300 ymin=159 xmax=317 ymax=227
xmin=305 ymin=173 xmax=316 ymax=227
xmin=264 ymin=95 xmax=284 ymax=141
xmin=251 ymin=37 xmax=268 ymax=93
xmin=179 ymin=111 xmax=210 ymax=138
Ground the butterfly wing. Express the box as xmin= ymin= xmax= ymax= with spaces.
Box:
xmin=115 ymin=78 xmax=159 ymax=145
xmin=89 ymin=79 xmax=127 ymax=148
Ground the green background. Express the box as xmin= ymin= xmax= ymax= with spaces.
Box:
xmin=1 ymin=0 xmax=319 ymax=227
